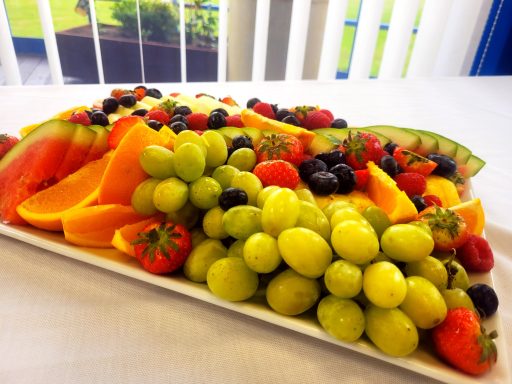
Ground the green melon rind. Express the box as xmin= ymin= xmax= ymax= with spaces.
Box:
xmin=312 ymin=128 xmax=391 ymax=147
xmin=363 ymin=125 xmax=421 ymax=151
xmin=416 ymin=129 xmax=457 ymax=157
xmin=308 ymin=134 xmax=337 ymax=156
xmin=407 ymin=129 xmax=439 ymax=156
xmin=460 ymin=155 xmax=486 ymax=178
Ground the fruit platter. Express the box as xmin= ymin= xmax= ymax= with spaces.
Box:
xmin=0 ymin=86 xmax=509 ymax=384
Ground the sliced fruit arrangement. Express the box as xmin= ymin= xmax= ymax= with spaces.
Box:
xmin=0 ymin=87 xmax=499 ymax=378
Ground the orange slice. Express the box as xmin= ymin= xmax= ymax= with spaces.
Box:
xmin=424 ymin=175 xmax=461 ymax=208
xmin=450 ymin=198 xmax=485 ymax=236
xmin=366 ymin=161 xmax=418 ymax=224
xmin=62 ymin=204 xmax=150 ymax=248
xmin=111 ymin=215 xmax=164 ymax=256
xmin=16 ymin=154 xmax=111 ymax=231
xmin=240 ymin=109 xmax=315 ymax=149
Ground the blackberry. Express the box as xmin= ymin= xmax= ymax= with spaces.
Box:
xmin=315 ymin=150 xmax=345 ymax=168
xmin=170 ymin=121 xmax=188 ymax=134
xmin=331 ymin=118 xmax=348 ymax=128
xmin=232 ymin=135 xmax=253 ymax=150
xmin=119 ymin=94 xmax=137 ymax=108
xmin=102 ymin=97 xmax=119 ymax=115
xmin=298 ymin=159 xmax=328 ymax=182
xmin=380 ymin=155 xmax=399 ymax=177
xmin=411 ymin=195 xmax=427 ymax=212
xmin=208 ymin=112 xmax=227 ymax=129
xmin=329 ymin=164 xmax=356 ymax=194
xmin=276 ymin=108 xmax=293 ymax=121
xmin=218 ymin=187 xmax=249 ymax=211
xmin=148 ymin=120 xmax=164 ymax=131
xmin=145 ymin=88 xmax=162 ymax=99
xmin=466 ymin=283 xmax=499 ymax=318
xmin=170 ymin=114 xmax=188 ymax=125
xmin=427 ymin=153 xmax=457 ymax=178
xmin=174 ymin=105 xmax=192 ymax=116
xmin=90 ymin=111 xmax=109 ymax=126
xmin=211 ymin=108 xmax=229 ymax=117
xmin=131 ymin=108 xmax=148 ymax=117
xmin=247 ymin=97 xmax=261 ymax=109
xmin=308 ymin=171 xmax=339 ymax=195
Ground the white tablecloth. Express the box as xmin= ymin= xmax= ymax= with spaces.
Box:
xmin=0 ymin=77 xmax=511 ymax=384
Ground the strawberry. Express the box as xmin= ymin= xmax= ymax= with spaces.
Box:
xmin=145 ymin=109 xmax=170 ymax=125
xmin=111 ymin=88 xmax=131 ymax=100
xmin=187 ymin=112 xmax=209 ymax=131
xmin=196 ymin=92 xmax=215 ymax=99
xmin=303 ymin=111 xmax=332 ymax=130
xmin=423 ymin=194 xmax=443 ymax=207
xmin=133 ymin=86 xmax=146 ymax=101
xmin=393 ymin=147 xmax=438 ymax=176
xmin=289 ymin=105 xmax=316 ymax=124
xmin=170 ymin=92 xmax=180 ymax=97
xmin=456 ymin=234 xmax=494 ymax=272
xmin=132 ymin=221 xmax=192 ymax=274
xmin=354 ymin=169 xmax=369 ymax=191
xmin=107 ymin=115 xmax=143 ymax=149
xmin=225 ymin=114 xmax=244 ymax=127
xmin=340 ymin=131 xmax=386 ymax=170
xmin=417 ymin=205 xmax=469 ymax=251
xmin=252 ymin=160 xmax=300 ymax=189
xmin=432 ymin=307 xmax=497 ymax=375
xmin=151 ymin=99 xmax=178 ymax=117
xmin=255 ymin=133 xmax=304 ymax=166
xmin=220 ymin=95 xmax=239 ymax=107
xmin=394 ymin=172 xmax=426 ymax=197
xmin=318 ymin=109 xmax=334 ymax=121
xmin=68 ymin=111 xmax=91 ymax=126
xmin=0 ymin=133 xmax=19 ymax=159
xmin=253 ymin=102 xmax=276 ymax=119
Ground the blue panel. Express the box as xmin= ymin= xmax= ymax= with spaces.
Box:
xmin=13 ymin=37 xmax=46 ymax=55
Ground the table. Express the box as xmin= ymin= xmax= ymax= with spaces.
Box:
xmin=0 ymin=77 xmax=511 ymax=384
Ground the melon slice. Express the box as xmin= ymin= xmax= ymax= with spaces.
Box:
xmin=364 ymin=125 xmax=421 ymax=151
xmin=312 ymin=128 xmax=391 ymax=148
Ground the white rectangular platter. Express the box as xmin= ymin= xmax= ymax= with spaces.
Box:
xmin=0 ymin=216 xmax=509 ymax=384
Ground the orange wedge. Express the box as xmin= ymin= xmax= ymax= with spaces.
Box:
xmin=240 ymin=109 xmax=315 ymax=149
xmin=16 ymin=154 xmax=111 ymax=231
xmin=366 ymin=161 xmax=418 ymax=224
xmin=450 ymin=198 xmax=485 ymax=236
xmin=111 ymin=215 xmax=164 ymax=256
xmin=62 ymin=204 xmax=150 ymax=248
xmin=424 ymin=175 xmax=461 ymax=208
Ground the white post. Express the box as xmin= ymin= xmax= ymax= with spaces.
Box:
xmin=89 ymin=0 xmax=105 ymax=84
xmin=179 ymin=0 xmax=187 ymax=82
xmin=36 ymin=0 xmax=63 ymax=85
xmin=0 ymin=0 xmax=22 ymax=85
xmin=217 ymin=0 xmax=228 ymax=82
xmin=285 ymin=0 xmax=312 ymax=81
xmin=251 ymin=0 xmax=271 ymax=81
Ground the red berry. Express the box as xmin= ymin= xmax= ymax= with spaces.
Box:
xmin=253 ymin=102 xmax=276 ymax=119
xmin=256 ymin=133 xmax=304 ymax=166
xmin=456 ymin=234 xmax=494 ymax=272
xmin=225 ymin=114 xmax=244 ymax=127
xmin=187 ymin=112 xmax=209 ymax=131
xmin=354 ymin=169 xmax=369 ymax=191
xmin=68 ymin=111 xmax=91 ymax=126
xmin=302 ymin=111 xmax=332 ymax=130
xmin=193 ymin=130 xmax=204 ymax=136
xmin=252 ymin=160 xmax=300 ymax=189
xmin=423 ymin=194 xmax=443 ymax=207
xmin=318 ymin=109 xmax=334 ymax=121
xmin=0 ymin=133 xmax=19 ymax=159
xmin=145 ymin=109 xmax=170 ymax=125
xmin=394 ymin=172 xmax=426 ymax=197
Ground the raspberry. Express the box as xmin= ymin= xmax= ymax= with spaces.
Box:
xmin=187 ymin=112 xmax=208 ymax=131
xmin=253 ymin=102 xmax=276 ymax=119
xmin=252 ymin=160 xmax=300 ymax=189
xmin=225 ymin=114 xmax=244 ymax=127
xmin=394 ymin=172 xmax=426 ymax=197
xmin=145 ymin=110 xmax=170 ymax=125
xmin=318 ymin=109 xmax=334 ymax=121
xmin=303 ymin=111 xmax=332 ymax=130
xmin=423 ymin=194 xmax=443 ymax=207
xmin=456 ymin=234 xmax=494 ymax=272
xmin=68 ymin=111 xmax=91 ymax=126
xmin=193 ymin=130 xmax=204 ymax=136
xmin=354 ymin=169 xmax=369 ymax=191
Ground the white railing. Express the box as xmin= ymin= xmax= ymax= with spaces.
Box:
xmin=0 ymin=0 xmax=493 ymax=85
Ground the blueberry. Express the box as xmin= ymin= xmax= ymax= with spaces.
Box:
xmin=411 ymin=195 xmax=427 ymax=212
xmin=298 ymin=159 xmax=328 ymax=182
xmin=170 ymin=114 xmax=188 ymax=125
xmin=427 ymin=153 xmax=457 ymax=178
xmin=131 ymin=108 xmax=148 ymax=117
xmin=315 ymin=150 xmax=345 ymax=169
xmin=308 ymin=171 xmax=339 ymax=195
xmin=147 ymin=120 xmax=163 ymax=130
xmin=90 ymin=111 xmax=109 ymax=126
xmin=276 ymin=108 xmax=293 ymax=121
xmin=330 ymin=118 xmax=347 ymax=128
xmin=329 ymin=164 xmax=356 ymax=194
xmin=211 ymin=108 xmax=229 ymax=117
xmin=247 ymin=97 xmax=261 ymax=109
xmin=282 ymin=115 xmax=301 ymax=126
xmin=85 ymin=110 xmax=93 ymax=119
xmin=145 ymin=88 xmax=162 ymax=99
xmin=383 ymin=142 xmax=399 ymax=156
xmin=119 ymin=94 xmax=137 ymax=108
xmin=227 ymin=146 xmax=236 ymax=158
xmin=174 ymin=105 xmax=192 ymax=116
xmin=467 ymin=283 xmax=499 ymax=318
xmin=232 ymin=135 xmax=253 ymax=150
xmin=102 ymin=97 xmax=119 ymax=115
xmin=170 ymin=121 xmax=188 ymax=134
xmin=380 ymin=155 xmax=399 ymax=177
xmin=218 ymin=187 xmax=248 ymax=211
xmin=208 ymin=112 xmax=227 ymax=129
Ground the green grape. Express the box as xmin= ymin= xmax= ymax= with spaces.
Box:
xmin=173 ymin=142 xmax=206 ymax=182
xmin=294 ymin=188 xmax=317 ymax=205
xmin=266 ymin=268 xmax=321 ymax=315
xmin=139 ymin=145 xmax=176 ymax=179
xmin=278 ymin=227 xmax=332 ymax=279
xmin=295 ymin=201 xmax=331 ymax=241
xmin=131 ymin=178 xmax=160 ymax=215
xmin=183 ymin=239 xmax=227 ymax=283
xmin=188 ymin=176 xmax=222 ymax=210
xmin=207 ymin=257 xmax=259 ymax=301
xmin=211 ymin=165 xmax=240 ymax=190
xmin=365 ymin=305 xmax=419 ymax=357
xmin=222 ymin=205 xmax=263 ymax=240
xmin=442 ymin=259 xmax=470 ymax=291
xmin=441 ymin=288 xmax=476 ymax=311
xmin=324 ymin=260 xmax=363 ymax=298
xmin=152 ymin=177 xmax=189 ymax=213
xmin=227 ymin=148 xmax=257 ymax=171
xmin=408 ymin=220 xmax=433 ymax=237
xmin=262 ymin=188 xmax=300 ymax=237
xmin=363 ymin=261 xmax=407 ymax=308
xmin=331 ymin=220 xmax=379 ymax=265
xmin=317 ymin=295 xmax=365 ymax=342
xmin=362 ymin=206 xmax=391 ymax=239
xmin=174 ymin=130 xmax=207 ymax=156
xmin=201 ymin=130 xmax=228 ymax=167
xmin=190 ymin=227 xmax=208 ymax=247
xmin=202 ymin=206 xmax=229 ymax=240
xmin=370 ymin=251 xmax=393 ymax=264
xmin=322 ymin=201 xmax=356 ymax=222
xmin=230 ymin=171 xmax=263 ymax=206
xmin=166 ymin=200 xmax=199 ymax=229
xmin=405 ymin=255 xmax=448 ymax=291
xmin=227 ymin=239 xmax=245 ymax=258
xmin=380 ymin=224 xmax=434 ymax=262
xmin=399 ymin=276 xmax=447 ymax=329
xmin=330 ymin=206 xmax=371 ymax=229
xmin=243 ymin=232 xmax=282 ymax=273
xmin=256 ymin=185 xmax=280 ymax=209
